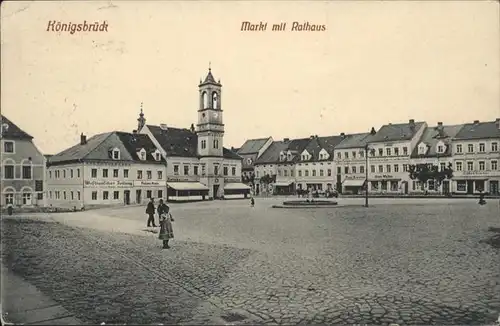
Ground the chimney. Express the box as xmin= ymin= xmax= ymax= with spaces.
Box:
xmin=132 ymin=129 xmax=137 ymax=135
xmin=409 ymin=119 xmax=415 ymax=131
xmin=473 ymin=120 xmax=479 ymax=124
xmin=283 ymin=138 xmax=290 ymax=142
xmin=231 ymin=146 xmax=235 ymax=151
xmin=190 ymin=123 xmax=196 ymax=133
xmin=370 ymin=127 xmax=376 ymax=135
xmin=496 ymin=118 xmax=500 ymax=129
xmin=437 ymin=122 xmax=444 ymax=132
xmin=310 ymin=135 xmax=315 ymax=139
xmin=80 ymin=133 xmax=87 ymax=145
xmin=340 ymin=132 xmax=345 ymax=138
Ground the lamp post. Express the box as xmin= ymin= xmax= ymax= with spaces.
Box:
xmin=363 ymin=144 xmax=372 ymax=208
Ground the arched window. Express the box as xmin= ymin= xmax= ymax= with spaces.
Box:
xmin=202 ymin=92 xmax=209 ymax=109
xmin=212 ymin=92 xmax=218 ymax=109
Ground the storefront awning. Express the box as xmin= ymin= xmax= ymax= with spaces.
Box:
xmin=167 ymin=182 xmax=209 ymax=191
xmin=343 ymin=179 xmax=365 ymax=187
xmin=275 ymin=181 xmax=293 ymax=187
xmin=224 ymin=183 xmax=251 ymax=190
xmin=452 ymin=177 xmax=488 ymax=181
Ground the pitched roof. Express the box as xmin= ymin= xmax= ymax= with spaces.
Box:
xmin=369 ymin=121 xmax=426 ymax=143
xmin=237 ymin=137 xmax=272 ymax=154
xmin=223 ymin=147 xmax=242 ymax=160
xmin=239 ymin=153 xmax=258 ymax=170
xmin=147 ymin=125 xmax=198 ymax=157
xmin=411 ymin=124 xmax=464 ymax=158
xmin=453 ymin=120 xmax=500 ymax=140
xmin=318 ymin=135 xmax=344 ymax=154
xmin=199 ymin=68 xmax=221 ymax=86
xmin=254 ymin=141 xmax=289 ymax=164
xmin=286 ymin=138 xmax=311 ymax=153
xmin=48 ymin=132 xmax=165 ymax=165
xmin=0 ymin=115 xmax=33 ymax=140
xmin=335 ymin=133 xmax=373 ymax=149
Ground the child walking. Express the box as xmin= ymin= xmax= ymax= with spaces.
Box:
xmin=158 ymin=212 xmax=174 ymax=249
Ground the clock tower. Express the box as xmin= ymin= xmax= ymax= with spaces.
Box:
xmin=197 ymin=66 xmax=224 ymax=157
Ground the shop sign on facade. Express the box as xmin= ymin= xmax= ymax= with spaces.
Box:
xmin=84 ymin=180 xmax=134 ymax=188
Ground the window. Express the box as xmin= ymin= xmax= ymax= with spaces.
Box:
xmin=403 ymin=164 xmax=408 ymax=172
xmin=390 ymin=181 xmax=398 ymax=191
xmin=201 ymin=165 xmax=206 ymax=176
xmin=337 ymin=167 xmax=341 ymax=174
xmin=312 ymin=170 xmax=317 ymax=177
xmin=298 ymin=170 xmax=302 ymax=177
xmin=91 ymin=169 xmax=97 ymax=178
xmin=284 ymin=170 xmax=288 ymax=177
xmin=437 ymin=145 xmax=444 ymax=153
xmin=92 ymin=191 xmax=97 ymax=200
xmin=137 ymin=170 xmax=143 ymax=179
xmin=113 ymin=150 xmax=120 ymax=160
xmin=428 ymin=180 xmax=435 ymax=191
xmin=113 ymin=169 xmax=119 ymax=178
xmin=440 ymin=163 xmax=446 ymax=171
xmin=479 ymin=161 xmax=485 ymax=171
xmin=114 ymin=191 xmax=119 ymax=199
xmin=124 ymin=169 xmax=129 ymax=178
xmin=103 ymin=169 xmax=108 ymax=178
xmin=4 ymin=165 xmax=14 ymax=179
xmin=492 ymin=161 xmax=498 ymax=170
xmin=456 ymin=144 xmax=462 ymax=153
xmin=378 ymin=149 xmax=383 ymax=156
xmin=194 ymin=166 xmax=199 ymax=175
xmin=360 ymin=166 xmax=365 ymax=174
xmin=344 ymin=152 xmax=349 ymax=159
xmin=344 ymin=166 xmax=349 ymax=174
xmin=22 ymin=193 xmax=32 ymax=205
xmin=386 ymin=165 xmax=391 ymax=173
xmin=327 ymin=169 xmax=332 ymax=176
xmin=403 ymin=147 xmax=408 ymax=155
xmin=305 ymin=170 xmax=309 ymax=177
xmin=394 ymin=164 xmax=399 ymax=173
xmin=360 ymin=151 xmax=364 ymax=158
xmin=492 ymin=142 xmax=498 ymax=152
xmin=63 ymin=170 xmax=66 ymax=178
xmin=201 ymin=140 xmax=206 ymax=149
xmin=277 ymin=169 xmax=282 ymax=176
xmin=103 ymin=191 xmax=109 ymax=200
xmin=77 ymin=191 xmax=81 ymax=200
xmin=386 ymin=148 xmax=391 ymax=156
xmin=174 ymin=165 xmax=179 ymax=175
xmin=3 ymin=141 xmax=14 ymax=153
xmin=371 ymin=181 xmax=379 ymax=190
xmin=232 ymin=167 xmax=236 ymax=175
xmin=378 ymin=165 xmax=383 ymax=173
xmin=147 ymin=170 xmax=152 ymax=179
xmin=158 ymin=171 xmax=163 ymax=179
xmin=223 ymin=166 xmax=228 ymax=176
xmin=371 ymin=165 xmax=375 ymax=173
xmin=456 ymin=162 xmax=462 ymax=171
xmin=146 ymin=190 xmax=152 ymax=199
xmin=320 ymin=169 xmax=324 ymax=176
xmin=457 ymin=181 xmax=466 ymax=191
xmin=467 ymin=144 xmax=474 ymax=153
xmin=5 ymin=193 xmax=13 ymax=205
xmin=77 ymin=169 xmax=80 ymax=178
xmin=337 ymin=153 xmax=341 ymax=159
xmin=479 ymin=143 xmax=485 ymax=152
xmin=467 ymin=161 xmax=473 ymax=171
xmin=49 ymin=171 xmax=52 ymax=179
xmin=22 ymin=166 xmax=32 ymax=179
xmin=158 ymin=190 xmax=163 ymax=199
xmin=140 ymin=151 xmax=146 ymax=160
xmin=394 ymin=148 xmax=399 ymax=156
xmin=155 ymin=153 xmax=161 ymax=161
xmin=183 ymin=166 xmax=189 ymax=175
xmin=214 ymin=166 xmax=219 ymax=176
xmin=213 ymin=139 xmax=219 ymax=149
xmin=71 ymin=191 xmax=74 ymax=200
xmin=352 ymin=151 xmax=356 ymax=158
xmin=290 ymin=170 xmax=294 ymax=177
xmin=352 ymin=166 xmax=357 ymax=174
xmin=381 ymin=181 xmax=387 ymax=191
xmin=70 ymin=169 xmax=74 ymax=178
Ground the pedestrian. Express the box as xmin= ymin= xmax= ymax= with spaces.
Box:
xmin=146 ymin=197 xmax=156 ymax=227
xmin=7 ymin=203 xmax=13 ymax=216
xmin=158 ymin=207 xmax=174 ymax=249
xmin=250 ymin=197 xmax=255 ymax=207
xmin=157 ymin=198 xmax=169 ymax=224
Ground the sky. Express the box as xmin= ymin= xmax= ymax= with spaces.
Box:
xmin=1 ymin=0 xmax=499 ymax=154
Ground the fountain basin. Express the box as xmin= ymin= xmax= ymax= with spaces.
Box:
xmin=272 ymin=199 xmax=338 ymax=208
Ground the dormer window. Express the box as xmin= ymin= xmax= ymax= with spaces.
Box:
xmin=437 ymin=145 xmax=444 ymax=153
xmin=111 ymin=148 xmax=120 ymax=160
xmin=287 ymin=154 xmax=291 ymax=161
xmin=137 ymin=148 xmax=147 ymax=160
xmin=155 ymin=152 xmax=161 ymax=161
xmin=418 ymin=144 xmax=428 ymax=155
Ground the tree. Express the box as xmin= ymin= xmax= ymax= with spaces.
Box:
xmin=408 ymin=163 xmax=453 ymax=191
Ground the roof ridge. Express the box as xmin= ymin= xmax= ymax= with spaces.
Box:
xmin=81 ymin=132 xmax=115 ymax=160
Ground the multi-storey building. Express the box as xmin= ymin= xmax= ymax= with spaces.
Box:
xmin=409 ymin=122 xmax=464 ymax=194
xmin=450 ymin=119 xmax=500 ymax=195
xmin=334 ymin=131 xmax=376 ymax=194
xmin=253 ymin=140 xmax=289 ymax=195
xmin=139 ymin=67 xmax=248 ymax=200
xmin=47 ymin=132 xmax=167 ymax=208
xmin=0 ymin=115 xmax=46 ymax=208
xmin=237 ymin=137 xmax=273 ymax=189
xmin=296 ymin=135 xmax=343 ymax=192
xmin=366 ymin=119 xmax=427 ymax=194
xmin=273 ymin=137 xmax=311 ymax=195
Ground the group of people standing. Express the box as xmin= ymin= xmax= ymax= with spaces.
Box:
xmin=146 ymin=198 xmax=174 ymax=249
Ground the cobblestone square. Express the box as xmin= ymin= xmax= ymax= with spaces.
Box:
xmin=2 ymin=198 xmax=500 ymax=325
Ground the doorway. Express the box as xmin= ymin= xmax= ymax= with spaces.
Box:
xmin=136 ymin=189 xmax=142 ymax=204
xmin=124 ymin=190 xmax=130 ymax=205
xmin=213 ymin=185 xmax=220 ymax=199
xmin=490 ymin=181 xmax=499 ymax=195
xmin=466 ymin=181 xmax=474 ymax=195
xmin=442 ymin=181 xmax=450 ymax=195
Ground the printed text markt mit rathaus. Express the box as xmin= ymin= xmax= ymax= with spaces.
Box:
xmin=241 ymin=21 xmax=327 ymax=32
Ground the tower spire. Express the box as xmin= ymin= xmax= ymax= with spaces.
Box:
xmin=209 ymin=61 xmax=211 ymax=71
xmin=137 ymin=102 xmax=146 ymax=131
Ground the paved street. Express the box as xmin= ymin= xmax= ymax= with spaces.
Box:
xmin=2 ymin=197 xmax=500 ymax=325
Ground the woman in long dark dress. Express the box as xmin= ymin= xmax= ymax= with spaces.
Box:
xmin=158 ymin=212 xmax=174 ymax=249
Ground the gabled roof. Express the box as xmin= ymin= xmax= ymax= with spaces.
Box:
xmin=48 ymin=131 xmax=166 ymax=166
xmin=223 ymin=147 xmax=243 ymax=160
xmin=237 ymin=137 xmax=272 ymax=154
xmin=369 ymin=121 xmax=426 ymax=143
xmin=318 ymin=135 xmax=344 ymax=154
xmin=411 ymin=124 xmax=464 ymax=158
xmin=453 ymin=120 xmax=500 ymax=140
xmin=239 ymin=153 xmax=258 ymax=169
xmin=147 ymin=125 xmax=198 ymax=157
xmin=0 ymin=115 xmax=33 ymax=140
xmin=335 ymin=133 xmax=373 ymax=149
xmin=254 ymin=141 xmax=289 ymax=164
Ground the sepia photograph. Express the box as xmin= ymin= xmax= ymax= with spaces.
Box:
xmin=1 ymin=0 xmax=499 ymax=325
